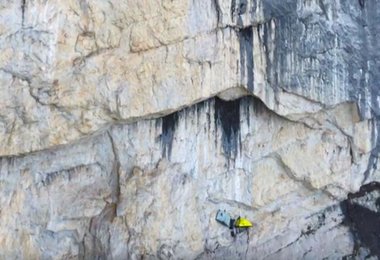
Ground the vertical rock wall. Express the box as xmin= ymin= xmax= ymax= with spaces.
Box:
xmin=0 ymin=96 xmax=376 ymax=258
xmin=1 ymin=0 xmax=380 ymax=258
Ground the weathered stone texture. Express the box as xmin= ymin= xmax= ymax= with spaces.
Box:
xmin=1 ymin=0 xmax=380 ymax=258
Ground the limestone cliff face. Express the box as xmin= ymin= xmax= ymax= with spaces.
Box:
xmin=1 ymin=0 xmax=380 ymax=259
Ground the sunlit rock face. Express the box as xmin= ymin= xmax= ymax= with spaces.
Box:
xmin=1 ymin=0 xmax=380 ymax=259
xmin=1 ymin=0 xmax=380 ymax=156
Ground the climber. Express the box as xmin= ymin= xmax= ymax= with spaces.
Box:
xmin=215 ymin=209 xmax=253 ymax=237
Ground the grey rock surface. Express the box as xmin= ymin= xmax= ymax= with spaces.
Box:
xmin=1 ymin=0 xmax=380 ymax=259
xmin=0 ymin=96 xmax=375 ymax=258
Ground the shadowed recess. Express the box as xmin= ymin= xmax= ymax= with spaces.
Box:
xmin=214 ymin=97 xmax=241 ymax=161
xmin=161 ymin=112 xmax=179 ymax=159
xmin=239 ymin=27 xmax=254 ymax=92
xmin=341 ymin=182 xmax=380 ymax=258
xmin=21 ymin=0 xmax=26 ymax=26
xmin=158 ymin=96 xmax=267 ymax=162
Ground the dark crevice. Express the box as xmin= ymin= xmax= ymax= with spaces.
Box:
xmin=230 ymin=0 xmax=236 ymax=21
xmin=213 ymin=0 xmax=222 ymax=27
xmin=214 ymin=97 xmax=241 ymax=163
xmin=341 ymin=182 xmax=380 ymax=258
xmin=107 ymin=131 xmax=121 ymax=204
xmin=241 ymin=97 xmax=250 ymax=128
xmin=156 ymin=96 xmax=271 ymax=163
xmin=238 ymin=27 xmax=254 ymax=92
xmin=21 ymin=0 xmax=26 ymax=26
xmin=259 ymin=21 xmax=274 ymax=87
xmin=318 ymin=0 xmax=329 ymax=20
xmin=349 ymin=145 xmax=354 ymax=164
xmin=161 ymin=112 xmax=179 ymax=159
xmin=251 ymin=95 xmax=267 ymax=115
